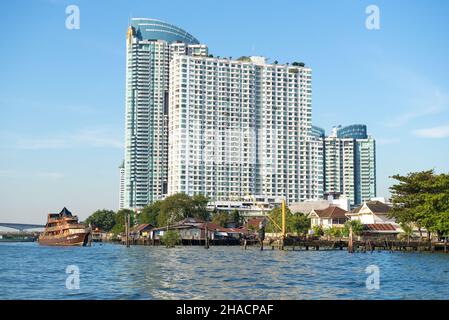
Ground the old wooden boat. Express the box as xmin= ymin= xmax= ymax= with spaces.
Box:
xmin=38 ymin=207 xmax=91 ymax=246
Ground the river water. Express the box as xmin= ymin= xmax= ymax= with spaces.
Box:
xmin=1 ymin=242 xmax=448 ymax=299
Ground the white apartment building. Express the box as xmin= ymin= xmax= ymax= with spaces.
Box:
xmin=119 ymin=161 xmax=125 ymax=210
xmin=123 ymin=18 xmax=208 ymax=209
xmin=168 ymin=55 xmax=312 ymax=203
xmin=122 ymin=18 xmax=375 ymax=210
xmin=306 ymin=126 xmax=325 ymax=200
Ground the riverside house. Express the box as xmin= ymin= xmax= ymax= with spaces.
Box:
xmin=149 ymin=218 xmax=248 ymax=242
xmin=308 ymin=205 xmax=349 ymax=229
xmin=346 ymin=201 xmax=396 ymax=225
xmin=347 ymin=201 xmax=401 ymax=238
xmin=130 ymin=223 xmax=154 ymax=240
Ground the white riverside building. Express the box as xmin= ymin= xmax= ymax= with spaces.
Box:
xmin=123 ymin=18 xmax=208 ymax=209
xmin=168 ymin=55 xmax=312 ymax=203
xmin=306 ymin=126 xmax=325 ymax=201
xmin=121 ymin=18 xmax=376 ymax=210
xmin=119 ymin=161 xmax=125 ymax=210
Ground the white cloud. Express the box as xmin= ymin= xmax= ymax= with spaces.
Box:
xmin=413 ymin=125 xmax=449 ymax=138
xmin=386 ymin=105 xmax=444 ymax=128
xmin=372 ymin=60 xmax=449 ymax=128
xmin=385 ymin=88 xmax=449 ymax=128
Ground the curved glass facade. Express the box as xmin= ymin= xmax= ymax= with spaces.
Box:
xmin=337 ymin=124 xmax=367 ymax=139
xmin=131 ymin=18 xmax=199 ymax=44
xmin=311 ymin=125 xmax=325 ymax=138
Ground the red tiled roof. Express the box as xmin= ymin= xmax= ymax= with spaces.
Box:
xmin=364 ymin=223 xmax=398 ymax=232
xmin=313 ymin=206 xmax=348 ymax=219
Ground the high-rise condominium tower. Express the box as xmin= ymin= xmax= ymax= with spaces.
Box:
xmin=123 ymin=18 xmax=207 ymax=209
xmin=168 ymin=55 xmax=312 ymax=203
xmin=323 ymin=124 xmax=376 ymax=205
xmin=122 ymin=18 xmax=376 ymax=210
xmin=119 ymin=161 xmax=125 ymax=209
xmin=306 ymin=126 xmax=325 ymax=200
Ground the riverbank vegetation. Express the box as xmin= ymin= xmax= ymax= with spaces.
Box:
xmin=139 ymin=193 xmax=210 ymax=227
xmin=84 ymin=209 xmax=134 ymax=234
xmin=84 ymin=170 xmax=449 ymax=241
xmin=84 ymin=193 xmax=244 ymax=234
xmin=160 ymin=230 xmax=181 ymax=247
xmin=265 ymin=207 xmax=310 ymax=236
xmin=389 ymin=170 xmax=449 ymax=240
xmin=313 ymin=220 xmax=363 ymax=240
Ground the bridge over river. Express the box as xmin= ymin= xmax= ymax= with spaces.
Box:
xmin=0 ymin=223 xmax=45 ymax=232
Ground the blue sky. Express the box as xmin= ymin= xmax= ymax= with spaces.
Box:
xmin=1 ymin=0 xmax=448 ymax=223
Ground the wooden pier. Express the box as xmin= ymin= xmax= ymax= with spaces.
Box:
xmin=118 ymin=236 xmax=449 ymax=253
xmin=261 ymin=238 xmax=449 ymax=253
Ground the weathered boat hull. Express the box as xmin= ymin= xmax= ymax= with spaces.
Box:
xmin=38 ymin=232 xmax=91 ymax=246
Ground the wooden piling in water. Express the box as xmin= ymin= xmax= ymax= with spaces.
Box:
xmin=348 ymin=226 xmax=354 ymax=253
xmin=125 ymin=212 xmax=130 ymax=248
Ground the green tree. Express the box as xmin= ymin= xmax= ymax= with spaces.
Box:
xmin=390 ymin=170 xmax=449 ymax=240
xmin=160 ymin=230 xmax=181 ymax=248
xmin=312 ymin=225 xmax=323 ymax=237
xmin=212 ymin=211 xmax=230 ymax=227
xmin=431 ymin=211 xmax=449 ymax=239
xmin=399 ymin=222 xmax=414 ymax=243
xmin=158 ymin=193 xmax=194 ymax=227
xmin=230 ymin=209 xmax=242 ymax=226
xmin=84 ymin=209 xmax=116 ymax=231
xmin=111 ymin=209 xmax=134 ymax=235
xmin=324 ymin=226 xmax=342 ymax=239
xmin=191 ymin=194 xmax=210 ymax=221
xmin=389 ymin=170 xmax=435 ymax=238
xmin=139 ymin=201 xmax=162 ymax=226
xmin=265 ymin=207 xmax=297 ymax=233
xmin=342 ymin=220 xmax=364 ymax=237
xmin=265 ymin=208 xmax=310 ymax=235
xmin=291 ymin=212 xmax=310 ymax=235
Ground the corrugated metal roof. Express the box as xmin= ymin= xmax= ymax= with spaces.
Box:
xmin=131 ymin=223 xmax=153 ymax=233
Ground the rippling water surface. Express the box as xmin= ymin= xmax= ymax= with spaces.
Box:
xmin=1 ymin=242 xmax=449 ymax=299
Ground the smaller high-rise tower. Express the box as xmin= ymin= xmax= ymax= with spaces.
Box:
xmin=323 ymin=124 xmax=376 ymax=206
